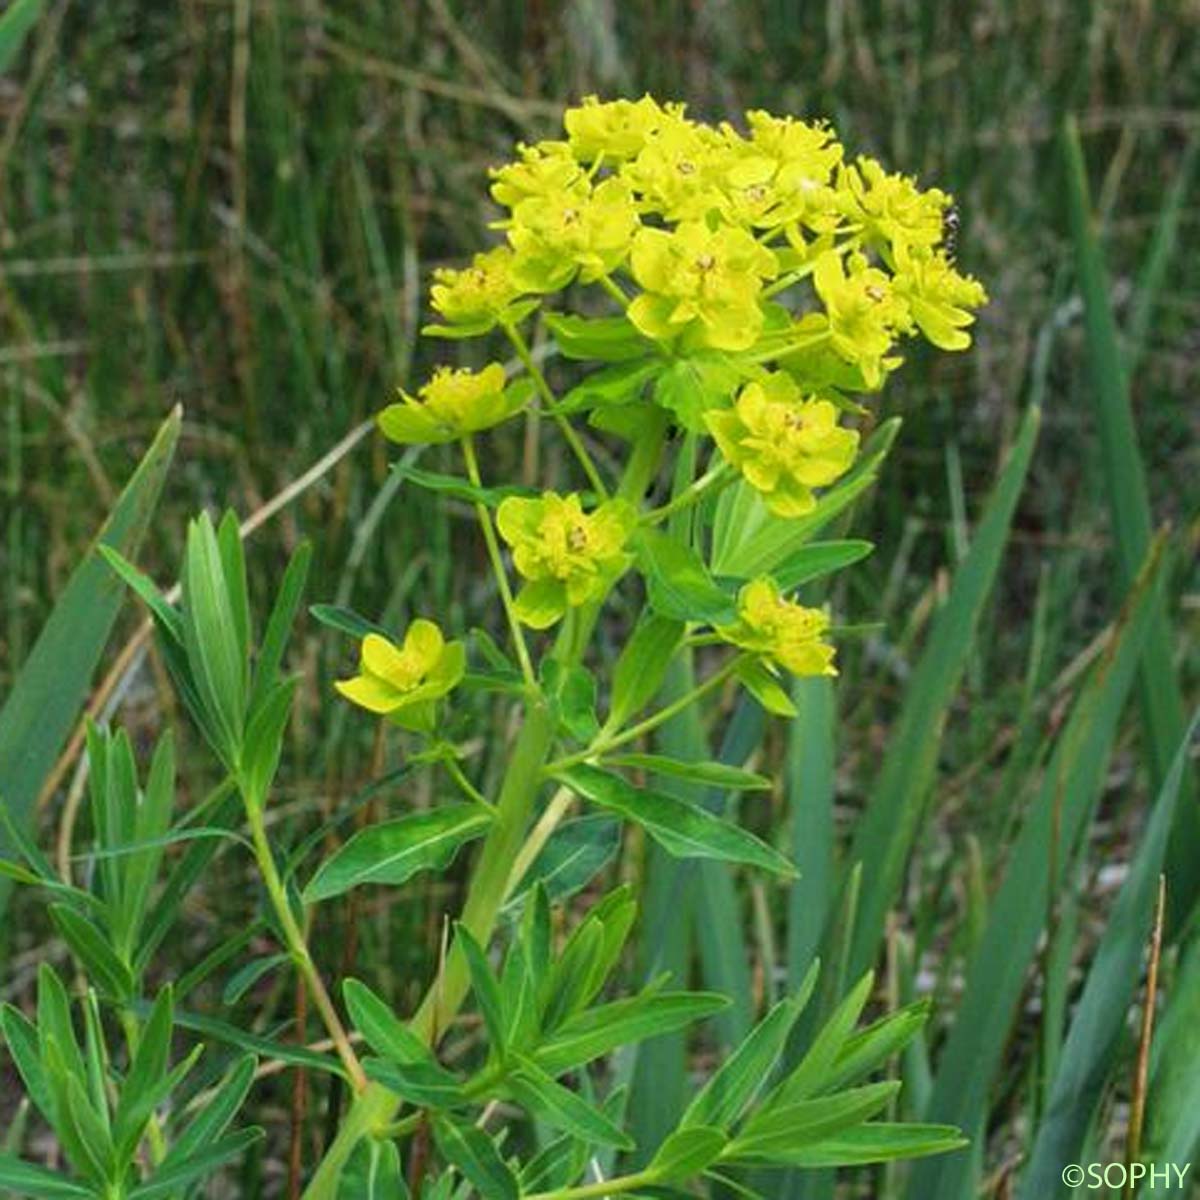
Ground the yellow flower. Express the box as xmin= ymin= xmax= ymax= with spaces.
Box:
xmin=812 ymin=250 xmax=910 ymax=388
xmin=564 ymin=95 xmax=678 ymax=164
xmin=892 ymin=247 xmax=988 ymax=351
xmin=627 ymin=220 xmax=778 ymax=352
xmin=430 ymin=246 xmax=525 ymax=329
xmin=839 ymin=156 xmax=948 ymax=257
xmin=335 ymin=621 xmax=465 ymax=732
xmin=619 ymin=118 xmax=726 ymax=221
xmin=496 ymin=492 xmax=636 ymax=628
xmin=705 ymin=372 xmax=859 ymax=517
xmin=506 ymin=176 xmax=640 ymax=293
xmin=490 ymin=140 xmax=583 ymax=209
xmin=377 ymin=363 xmax=528 ymax=446
xmin=718 ymin=578 xmax=837 ymax=676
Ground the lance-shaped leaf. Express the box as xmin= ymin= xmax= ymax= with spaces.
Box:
xmin=432 ymin=1114 xmax=518 ymax=1200
xmin=649 ymin=1126 xmax=728 ymax=1180
xmin=558 ymin=766 xmax=795 ymax=878
xmin=509 ymin=1054 xmax=634 ymax=1149
xmin=637 ymin=529 xmax=737 ymax=625
xmin=303 ymin=804 xmax=493 ymax=903
xmin=0 ymin=1153 xmax=93 ymax=1199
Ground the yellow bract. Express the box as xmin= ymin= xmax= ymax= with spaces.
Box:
xmin=497 ymin=492 xmax=636 ymax=628
xmin=430 ymin=246 xmax=525 ymax=328
xmin=706 ymin=372 xmax=859 ymax=516
xmin=335 ymin=621 xmax=465 ymax=731
xmin=718 ymin=578 xmax=837 ymax=677
xmin=627 ymin=221 xmax=777 ymax=351
xmin=563 ymin=94 xmax=679 ymax=163
xmin=378 ymin=363 xmax=526 ymax=446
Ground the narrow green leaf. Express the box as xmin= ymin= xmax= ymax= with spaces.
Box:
xmin=604 ymin=754 xmax=770 ymax=791
xmin=454 ymin=928 xmax=508 ymax=1054
xmin=1 ymin=1003 xmax=51 ymax=1123
xmin=648 ymin=1126 xmax=727 ymax=1180
xmin=250 ymin=541 xmax=311 ymax=712
xmin=559 ymin=765 xmax=795 ymax=878
xmin=733 ymin=1081 xmax=900 ymax=1157
xmin=309 ymin=604 xmax=390 ymax=641
xmin=113 ymin=986 xmax=174 ymax=1160
xmin=509 ymin=1054 xmax=633 ymax=1149
xmin=166 ymin=1054 xmax=256 ymax=1165
xmin=0 ymin=409 xmax=179 ymax=920
xmin=222 ymin=955 xmax=288 ymax=1006
xmin=49 ymin=905 xmax=134 ymax=1000
xmin=534 ymin=991 xmax=729 ymax=1075
xmin=431 ymin=1114 xmax=518 ymax=1200
xmin=240 ymin=677 xmax=297 ymax=809
xmin=743 ymin=1122 xmax=966 ymax=1168
xmin=748 ymin=540 xmax=873 ymax=593
xmin=681 ymin=992 xmax=809 ymax=1131
xmin=0 ymin=0 xmax=46 ymax=73
xmin=846 ymin=405 xmax=1040 ymax=980
xmin=823 ymin=998 xmax=931 ymax=1094
xmin=511 ymin=815 xmax=620 ymax=904
xmin=0 ymin=1153 xmax=92 ymax=1199
xmin=606 ymin=613 xmax=685 ymax=731
xmin=303 ymin=804 xmax=492 ymax=903
xmin=338 ymin=1137 xmax=407 ymax=1200
xmin=127 ymin=1128 xmax=263 ymax=1198
xmin=343 ymin=979 xmax=431 ymax=1065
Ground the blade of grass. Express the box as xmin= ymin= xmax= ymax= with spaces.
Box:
xmin=0 ymin=407 xmax=180 ymax=921
xmin=1060 ymin=115 xmax=1197 ymax=922
xmin=908 ymin=533 xmax=1168 ymax=1200
xmin=843 ymin=404 xmax=1041 ymax=981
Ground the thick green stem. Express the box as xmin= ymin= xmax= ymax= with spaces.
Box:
xmin=301 ymin=422 xmax=668 ymax=1200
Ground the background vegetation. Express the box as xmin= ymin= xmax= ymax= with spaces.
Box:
xmin=1 ymin=1 xmax=1197 ymax=1196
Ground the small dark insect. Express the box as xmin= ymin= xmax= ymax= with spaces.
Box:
xmin=942 ymin=204 xmax=960 ymax=259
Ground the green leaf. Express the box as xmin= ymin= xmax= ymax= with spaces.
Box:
xmin=127 ymin=1128 xmax=264 ymax=1198
xmin=1061 ymin=117 xmax=1198 ymax=918
xmin=559 ymin=765 xmax=795 ymax=877
xmin=49 ymin=905 xmax=135 ymax=1000
xmin=1 ymin=1003 xmax=51 ymax=1123
xmin=363 ymin=1058 xmax=466 ymax=1109
xmin=240 ymin=678 xmax=297 ymax=810
xmin=846 ymin=405 xmax=1040 ymax=981
xmin=303 ymin=804 xmax=492 ymax=903
xmin=534 ymin=990 xmax=729 ymax=1075
xmin=545 ymin=312 xmax=649 ymax=362
xmin=637 ymin=530 xmax=737 ymax=625
xmin=343 ymin=979 xmax=432 ymax=1065
xmin=309 ymin=604 xmax=390 ymax=641
xmin=558 ymin=359 xmax=663 ymax=413
xmin=339 ymin=1138 xmax=407 ymax=1200
xmin=732 ymin=1081 xmax=900 ymax=1157
xmin=509 ymin=1054 xmax=634 ymax=1149
xmin=607 ymin=614 xmax=685 ymax=732
xmin=823 ymin=998 xmax=931 ymax=1093
xmin=0 ymin=408 xmax=178 ymax=921
xmin=653 ymin=354 xmax=743 ymax=431
xmin=681 ymin=991 xmax=809 ymax=1131
xmin=909 ymin=533 xmax=1165 ymax=1200
xmin=454 ymin=928 xmax=508 ymax=1054
xmin=605 ymin=754 xmax=770 ymax=792
xmin=166 ymin=1054 xmax=256 ymax=1164
xmin=772 ymin=971 xmax=875 ymax=1106
xmin=0 ymin=1153 xmax=92 ymax=1198
xmin=431 ymin=1114 xmax=518 ymax=1200
xmin=1018 ymin=711 xmax=1200 ymax=1199
xmin=511 ymin=815 xmax=620 ymax=904
xmin=755 ymin=540 xmax=873 ymax=593
xmin=113 ymin=986 xmax=175 ymax=1162
xmin=735 ymin=660 xmax=797 ymax=718
xmin=397 ymin=465 xmax=534 ymax=507
xmin=167 ymin=1007 xmax=343 ymax=1077
xmin=0 ymin=0 xmax=46 ymax=73
xmin=222 ymin=954 xmax=289 ymax=1005
xmin=648 ymin=1126 xmax=728 ymax=1180
xmin=250 ymin=541 xmax=311 ymax=712
xmin=756 ymin=1122 xmax=967 ymax=1168
xmin=542 ymin=661 xmax=599 ymax=743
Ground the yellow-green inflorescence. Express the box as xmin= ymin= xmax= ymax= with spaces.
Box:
xmin=338 ymin=96 xmax=989 ymax=712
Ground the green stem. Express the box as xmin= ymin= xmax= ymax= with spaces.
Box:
xmin=301 ymin=424 xmax=669 ymax=1200
xmin=546 ymin=653 xmax=745 ymax=774
xmin=442 ymin=752 xmax=492 ymax=809
xmin=461 ymin=436 xmax=536 ymax=689
xmin=502 ymin=319 xmax=609 ymax=500
xmin=640 ymin=464 xmax=735 ymax=525
xmin=246 ymin=802 xmax=366 ymax=1092
xmin=525 ymin=1168 xmax=659 ymax=1200
xmin=595 ymin=273 xmax=630 ymax=309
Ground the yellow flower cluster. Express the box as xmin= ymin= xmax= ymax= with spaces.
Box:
xmin=427 ymin=96 xmax=986 ymax=385
xmin=496 ymin=492 xmax=636 ymax=628
xmin=377 ymin=363 xmax=528 ymax=445
xmin=718 ymin=578 xmax=837 ymax=677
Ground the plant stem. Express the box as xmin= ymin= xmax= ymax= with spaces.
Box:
xmin=641 ymin=464 xmax=735 ymax=525
xmin=461 ymin=436 xmax=537 ymax=689
xmin=246 ymin=803 xmax=366 ymax=1092
xmin=546 ymin=654 xmax=745 ymax=774
xmin=502 ymin=319 xmax=609 ymax=500
xmin=595 ymin=273 xmax=630 ymax=309
xmin=525 ymin=1168 xmax=659 ymax=1200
